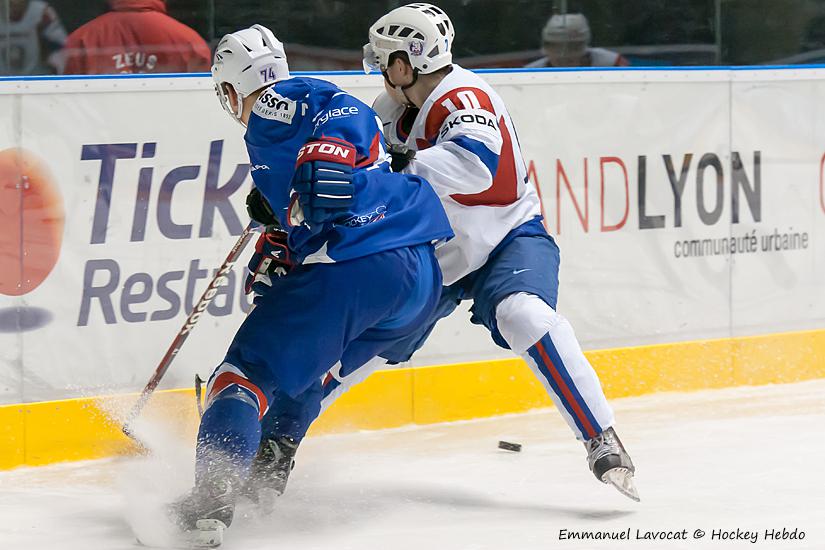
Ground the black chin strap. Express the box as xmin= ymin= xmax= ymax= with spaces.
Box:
xmin=382 ymin=68 xmax=420 ymax=106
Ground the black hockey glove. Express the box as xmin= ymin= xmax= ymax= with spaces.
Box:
xmin=246 ymin=187 xmax=281 ymax=227
xmin=387 ymin=143 xmax=415 ymax=172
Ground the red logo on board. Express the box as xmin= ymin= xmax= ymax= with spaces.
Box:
xmin=0 ymin=148 xmax=65 ymax=297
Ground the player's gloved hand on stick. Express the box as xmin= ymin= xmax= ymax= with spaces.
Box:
xmin=387 ymin=142 xmax=415 ymax=172
xmin=288 ymin=137 xmax=356 ymax=227
xmin=246 ymin=186 xmax=281 ymax=227
xmin=245 ymin=228 xmax=293 ymax=295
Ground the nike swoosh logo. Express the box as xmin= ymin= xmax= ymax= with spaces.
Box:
xmin=512 ymin=269 xmax=531 ymax=275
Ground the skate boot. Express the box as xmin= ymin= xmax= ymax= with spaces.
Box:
xmin=169 ymin=475 xmax=238 ymax=548
xmin=242 ymin=435 xmax=299 ymax=509
xmin=584 ymin=427 xmax=639 ymax=502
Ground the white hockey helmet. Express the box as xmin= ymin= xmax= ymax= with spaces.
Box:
xmin=363 ymin=3 xmax=454 ymax=76
xmin=211 ymin=24 xmax=290 ymax=123
xmin=542 ymin=13 xmax=591 ymax=44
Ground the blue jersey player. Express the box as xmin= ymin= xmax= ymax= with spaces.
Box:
xmin=170 ymin=25 xmax=452 ymax=546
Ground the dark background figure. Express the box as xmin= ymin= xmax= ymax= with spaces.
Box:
xmin=525 ymin=13 xmax=629 ymax=67
xmin=0 ymin=0 xmax=68 ymax=75
xmin=60 ymin=0 xmax=210 ymax=74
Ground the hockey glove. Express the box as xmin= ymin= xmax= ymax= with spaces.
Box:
xmin=245 ymin=228 xmax=293 ymax=295
xmin=246 ymin=187 xmax=281 ymax=228
xmin=387 ymin=143 xmax=415 ymax=172
xmin=288 ymin=138 xmax=356 ymax=227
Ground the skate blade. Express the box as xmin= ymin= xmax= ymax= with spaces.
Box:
xmin=602 ymin=468 xmax=640 ymax=502
xmin=188 ymin=519 xmax=226 ymax=548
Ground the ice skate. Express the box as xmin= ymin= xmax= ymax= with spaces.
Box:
xmin=168 ymin=476 xmax=237 ymax=548
xmin=584 ymin=427 xmax=639 ymax=502
xmin=242 ymin=436 xmax=299 ymax=510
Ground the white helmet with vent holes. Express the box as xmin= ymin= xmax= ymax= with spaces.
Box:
xmin=364 ymin=3 xmax=454 ymax=75
xmin=542 ymin=13 xmax=591 ymax=44
xmin=212 ymin=24 xmax=290 ymax=123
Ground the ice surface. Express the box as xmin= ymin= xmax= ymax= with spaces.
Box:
xmin=1 ymin=380 xmax=823 ymax=549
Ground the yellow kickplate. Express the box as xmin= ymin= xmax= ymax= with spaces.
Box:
xmin=2 ymin=328 xmax=823 ymax=470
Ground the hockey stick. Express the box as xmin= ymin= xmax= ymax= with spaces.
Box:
xmin=122 ymin=222 xmax=258 ymax=441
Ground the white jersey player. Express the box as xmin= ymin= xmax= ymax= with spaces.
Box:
xmin=0 ymin=0 xmax=67 ymax=75
xmin=372 ymin=65 xmax=541 ymax=285
xmin=253 ymin=2 xmax=638 ymax=503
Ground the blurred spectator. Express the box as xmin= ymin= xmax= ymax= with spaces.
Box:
xmin=526 ymin=13 xmax=629 ymax=68
xmin=61 ymin=0 xmax=210 ymax=74
xmin=0 ymin=0 xmax=67 ymax=75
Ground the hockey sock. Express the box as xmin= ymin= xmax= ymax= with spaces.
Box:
xmin=259 ymin=382 xmax=323 ymax=442
xmin=196 ymin=397 xmax=262 ymax=484
xmin=525 ymin=332 xmax=604 ymax=441
xmin=496 ymin=292 xmax=614 ymax=440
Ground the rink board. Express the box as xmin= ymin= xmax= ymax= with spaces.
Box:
xmin=1 ymin=327 xmax=823 ymax=470
xmin=0 ymin=68 xmax=824 ymax=469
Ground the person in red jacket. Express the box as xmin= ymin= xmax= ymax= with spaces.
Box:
xmin=61 ymin=0 xmax=210 ymax=74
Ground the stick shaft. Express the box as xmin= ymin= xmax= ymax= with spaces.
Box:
xmin=123 ymin=223 xmax=257 ymax=436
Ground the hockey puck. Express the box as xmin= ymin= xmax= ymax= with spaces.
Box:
xmin=498 ymin=440 xmax=522 ymax=452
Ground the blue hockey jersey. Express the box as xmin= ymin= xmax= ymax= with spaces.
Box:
xmin=244 ymin=77 xmax=453 ymax=264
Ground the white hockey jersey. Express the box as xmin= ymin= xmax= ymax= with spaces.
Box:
xmin=0 ymin=1 xmax=67 ymax=75
xmin=524 ymin=47 xmax=629 ymax=68
xmin=374 ymin=65 xmax=542 ymax=285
